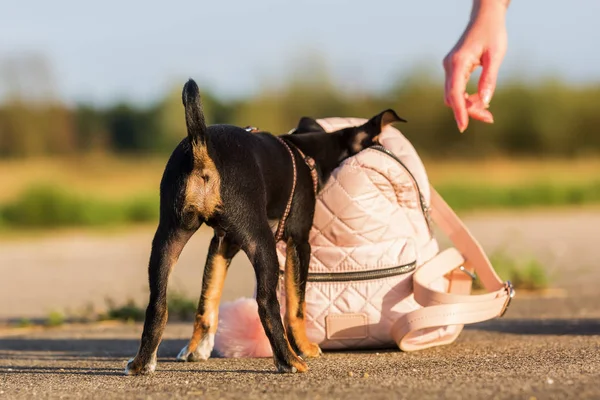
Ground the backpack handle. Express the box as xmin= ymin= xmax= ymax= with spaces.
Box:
xmin=391 ymin=186 xmax=515 ymax=351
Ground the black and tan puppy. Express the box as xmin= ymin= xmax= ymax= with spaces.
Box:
xmin=124 ymin=78 xmax=405 ymax=375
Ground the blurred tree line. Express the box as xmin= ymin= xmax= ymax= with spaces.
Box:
xmin=1 ymin=55 xmax=599 ymax=159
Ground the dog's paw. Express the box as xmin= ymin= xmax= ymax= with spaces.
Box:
xmin=176 ymin=333 xmax=214 ymax=362
xmin=300 ymin=342 xmax=323 ymax=359
xmin=124 ymin=356 xmax=157 ymax=376
xmin=275 ymin=355 xmax=308 ymax=374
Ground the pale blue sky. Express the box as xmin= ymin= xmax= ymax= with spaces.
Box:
xmin=1 ymin=1 xmax=599 ymax=106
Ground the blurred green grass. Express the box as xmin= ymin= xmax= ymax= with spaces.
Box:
xmin=0 ymin=177 xmax=598 ymax=229
xmin=0 ymin=154 xmax=598 ymax=230
xmin=437 ymin=180 xmax=600 ymax=212
xmin=0 ymin=183 xmax=158 ymax=228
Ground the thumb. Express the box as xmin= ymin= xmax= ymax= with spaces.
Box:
xmin=478 ymin=51 xmax=501 ymax=107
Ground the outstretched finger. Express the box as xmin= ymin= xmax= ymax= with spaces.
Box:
xmin=444 ymin=58 xmax=470 ymax=133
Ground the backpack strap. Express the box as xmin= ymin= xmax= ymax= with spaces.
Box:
xmin=391 ymin=186 xmax=515 ymax=351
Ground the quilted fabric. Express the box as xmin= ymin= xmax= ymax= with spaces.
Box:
xmin=276 ymin=118 xmax=446 ymax=350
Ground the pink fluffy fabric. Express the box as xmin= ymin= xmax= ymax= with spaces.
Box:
xmin=214 ymin=297 xmax=274 ymax=358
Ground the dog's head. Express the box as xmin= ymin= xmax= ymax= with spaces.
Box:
xmin=282 ymin=109 xmax=406 ymax=188
xmin=292 ymin=108 xmax=406 ymax=156
xmin=292 ymin=108 xmax=405 ymax=157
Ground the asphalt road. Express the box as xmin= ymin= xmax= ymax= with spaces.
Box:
xmin=1 ymin=298 xmax=599 ymax=400
xmin=1 ymin=209 xmax=599 ymax=399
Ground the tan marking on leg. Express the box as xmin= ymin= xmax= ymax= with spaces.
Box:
xmin=185 ymin=143 xmax=222 ymax=218
xmin=284 ymin=239 xmax=321 ymax=359
xmin=187 ymin=253 xmax=228 ymax=354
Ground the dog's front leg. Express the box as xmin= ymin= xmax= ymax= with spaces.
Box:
xmin=125 ymin=224 xmax=193 ymax=375
xmin=178 ymin=231 xmax=240 ymax=362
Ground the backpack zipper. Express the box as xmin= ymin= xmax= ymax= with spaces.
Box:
xmin=304 ymin=261 xmax=417 ymax=282
xmin=369 ymin=145 xmax=433 ymax=236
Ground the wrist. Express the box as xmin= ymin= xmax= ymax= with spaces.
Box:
xmin=470 ymin=0 xmax=510 ymax=21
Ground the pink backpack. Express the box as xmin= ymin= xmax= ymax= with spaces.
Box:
xmin=214 ymin=117 xmax=515 ymax=357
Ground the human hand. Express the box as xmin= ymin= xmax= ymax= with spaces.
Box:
xmin=443 ymin=0 xmax=510 ymax=133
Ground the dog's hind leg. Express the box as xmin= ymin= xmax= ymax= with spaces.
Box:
xmin=284 ymin=238 xmax=322 ymax=359
xmin=125 ymin=223 xmax=195 ymax=376
xmin=177 ymin=230 xmax=240 ymax=362
xmin=244 ymin=223 xmax=308 ymax=373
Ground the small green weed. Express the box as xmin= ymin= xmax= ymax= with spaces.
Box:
xmin=473 ymin=251 xmax=549 ymax=291
xmin=167 ymin=292 xmax=197 ymax=321
xmin=17 ymin=318 xmax=33 ymax=328
xmin=45 ymin=311 xmax=65 ymax=327
xmin=101 ymin=291 xmax=197 ymax=323
xmin=102 ymin=298 xmax=145 ymax=322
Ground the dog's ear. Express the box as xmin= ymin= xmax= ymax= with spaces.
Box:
xmin=292 ymin=117 xmax=326 ymax=134
xmin=346 ymin=109 xmax=406 ymax=154
xmin=365 ymin=109 xmax=407 ymax=132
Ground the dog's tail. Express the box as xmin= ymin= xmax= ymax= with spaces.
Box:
xmin=182 ymin=78 xmax=207 ymax=146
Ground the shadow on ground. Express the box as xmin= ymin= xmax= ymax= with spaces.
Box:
xmin=0 ymin=338 xmax=188 ymax=360
xmin=1 ymin=318 xmax=599 ymax=361
xmin=467 ymin=318 xmax=600 ymax=335
xmin=0 ymin=365 xmax=123 ymax=376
